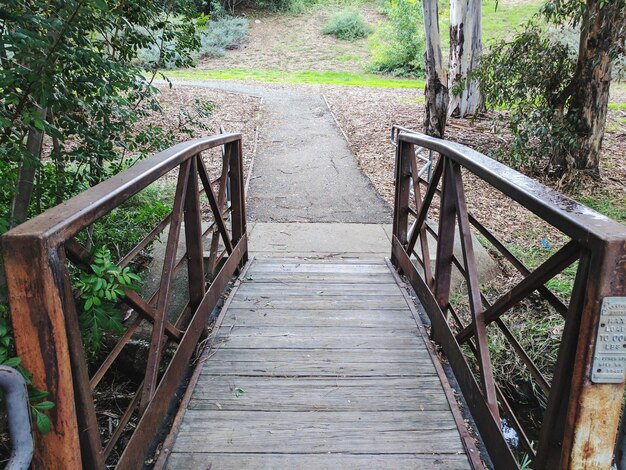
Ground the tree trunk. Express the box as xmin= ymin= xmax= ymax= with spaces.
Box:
xmin=10 ymin=107 xmax=47 ymax=227
xmin=565 ymin=0 xmax=624 ymax=175
xmin=423 ymin=0 xmax=449 ymax=138
xmin=448 ymin=0 xmax=483 ymax=117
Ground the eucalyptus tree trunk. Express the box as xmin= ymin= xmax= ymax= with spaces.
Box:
xmin=10 ymin=107 xmax=47 ymax=227
xmin=423 ymin=0 xmax=449 ymax=138
xmin=564 ymin=0 xmax=624 ymax=176
xmin=448 ymin=0 xmax=483 ymax=117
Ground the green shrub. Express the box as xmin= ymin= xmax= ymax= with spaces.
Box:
xmin=368 ymin=0 xmax=425 ymax=77
xmin=471 ymin=25 xmax=577 ymax=174
xmin=76 ymin=247 xmax=141 ymax=359
xmin=322 ymin=10 xmax=373 ymax=41
xmin=198 ymin=16 xmax=250 ymax=58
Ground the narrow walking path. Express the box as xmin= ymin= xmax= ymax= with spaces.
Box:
xmin=162 ymin=258 xmax=472 ymax=469
xmin=172 ymin=80 xmax=391 ymax=224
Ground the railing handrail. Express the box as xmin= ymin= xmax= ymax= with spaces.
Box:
xmin=4 ymin=133 xmax=241 ymax=247
xmin=391 ymin=127 xmax=626 ymax=469
xmin=396 ymin=130 xmax=626 ymax=245
xmin=2 ymin=132 xmax=248 ymax=469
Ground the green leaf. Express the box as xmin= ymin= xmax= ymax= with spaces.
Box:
xmin=34 ymin=409 xmax=51 ymax=435
xmin=234 ymin=388 xmax=245 ymax=398
xmin=34 ymin=401 xmax=55 ymax=411
xmin=3 ymin=357 xmax=21 ymax=368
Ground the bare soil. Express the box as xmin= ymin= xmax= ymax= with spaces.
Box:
xmin=322 ymin=85 xmax=626 ymax=248
xmin=198 ymin=5 xmax=383 ymax=72
xmin=152 ymin=84 xmax=262 ymax=181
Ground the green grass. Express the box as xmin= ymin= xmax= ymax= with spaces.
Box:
xmin=608 ymin=102 xmax=626 ymax=111
xmin=337 ymin=54 xmax=362 ymax=62
xmin=438 ymin=0 xmax=542 ymax=52
xmin=578 ymin=190 xmax=626 ymax=224
xmin=165 ymin=68 xmax=425 ymax=88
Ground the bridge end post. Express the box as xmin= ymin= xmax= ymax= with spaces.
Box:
xmin=391 ymin=138 xmax=411 ymax=269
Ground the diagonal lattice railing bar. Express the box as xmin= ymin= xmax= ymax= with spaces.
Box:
xmin=207 ymin=145 xmax=231 ymax=275
xmin=413 ymin=174 xmax=570 ymax=316
xmin=412 ymin=219 xmax=553 ymax=396
xmin=456 ymin=240 xmax=580 ymax=345
xmin=123 ymin=290 xmax=182 ymax=341
xmin=408 ymin=145 xmax=433 ymax=287
xmin=466 ymin=212 xmax=570 ymax=317
xmin=448 ymin=301 xmax=537 ymax=457
xmin=444 ymin=248 xmax=553 ymax=395
xmin=448 ymin=158 xmax=500 ymax=423
xmin=118 ymin=214 xmax=172 ymax=269
xmin=196 ymin=153 xmax=233 ymax=256
xmin=89 ymin=317 xmax=142 ymax=390
xmin=406 ymin=154 xmax=444 ymax=256
xmin=140 ymin=159 xmax=191 ymax=414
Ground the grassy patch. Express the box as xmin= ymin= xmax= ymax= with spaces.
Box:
xmin=166 ymin=68 xmax=425 ymax=88
xmin=337 ymin=54 xmax=361 ymax=62
xmin=578 ymin=190 xmax=626 ymax=224
xmin=608 ymin=102 xmax=626 ymax=111
xmin=438 ymin=0 xmax=542 ymax=52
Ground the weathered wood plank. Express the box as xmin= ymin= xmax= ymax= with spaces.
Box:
xmin=221 ymin=308 xmax=416 ymax=328
xmin=172 ymin=410 xmax=462 ymax=454
xmin=166 ymin=452 xmax=472 ymax=470
xmin=242 ymin=272 xmax=397 ymax=284
xmin=237 ymin=282 xmax=403 ymax=295
xmin=199 ymin=361 xmax=435 ymax=377
xmin=217 ymin=325 xmax=419 ymax=337
xmin=246 ymin=264 xmax=391 ymax=274
xmin=203 ymin=348 xmax=428 ymax=363
xmin=229 ymin=297 xmax=408 ymax=309
xmin=254 ymin=258 xmax=387 ymax=265
xmin=213 ymin=334 xmax=422 ymax=349
xmin=188 ymin=376 xmax=451 ymax=411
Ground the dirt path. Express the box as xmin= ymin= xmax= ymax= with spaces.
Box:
xmin=174 ymin=80 xmax=391 ymax=223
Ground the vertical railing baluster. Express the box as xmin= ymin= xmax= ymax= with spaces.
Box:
xmin=184 ymin=156 xmax=206 ymax=313
xmin=433 ymin=158 xmax=456 ymax=316
xmin=228 ymin=138 xmax=247 ymax=267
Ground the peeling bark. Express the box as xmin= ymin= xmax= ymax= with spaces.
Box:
xmin=448 ymin=0 xmax=483 ymax=117
xmin=423 ymin=0 xmax=449 ymax=138
xmin=564 ymin=0 xmax=624 ymax=175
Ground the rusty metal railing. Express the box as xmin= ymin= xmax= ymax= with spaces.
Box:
xmin=2 ymin=133 xmax=248 ymax=469
xmin=390 ymin=127 xmax=626 ymax=469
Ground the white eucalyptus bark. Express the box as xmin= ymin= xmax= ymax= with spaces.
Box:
xmin=448 ymin=0 xmax=482 ymax=117
xmin=423 ymin=0 xmax=449 ymax=137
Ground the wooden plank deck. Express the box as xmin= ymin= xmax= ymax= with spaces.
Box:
xmin=162 ymin=258 xmax=474 ymax=469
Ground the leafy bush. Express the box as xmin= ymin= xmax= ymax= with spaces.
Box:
xmin=76 ymin=247 xmax=141 ymax=359
xmin=368 ymin=0 xmax=425 ymax=77
xmin=198 ymin=16 xmax=250 ymax=58
xmin=471 ymin=26 xmax=577 ymax=173
xmin=322 ymin=10 xmax=373 ymax=41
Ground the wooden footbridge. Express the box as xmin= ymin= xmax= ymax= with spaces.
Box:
xmin=3 ymin=129 xmax=626 ymax=469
